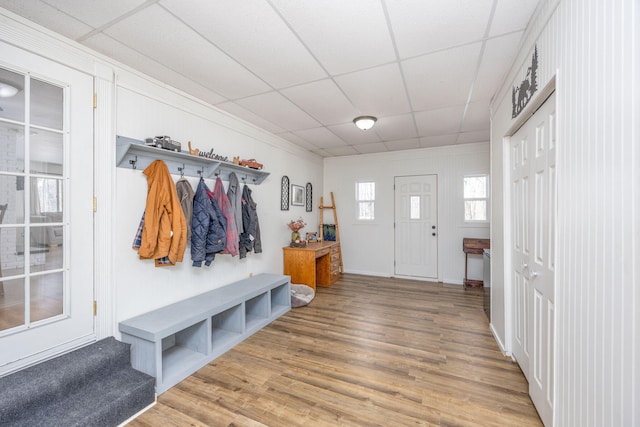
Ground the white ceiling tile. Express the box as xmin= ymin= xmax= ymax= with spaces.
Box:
xmin=327 ymin=123 xmax=382 ymax=145
xmin=456 ymin=130 xmax=490 ymax=144
xmin=270 ymin=0 xmax=396 ymax=74
xmin=415 ymin=106 xmax=465 ymax=137
xmin=281 ymin=79 xmax=359 ymax=126
xmin=375 ymin=114 xmax=418 ymax=141
xmin=276 ymin=132 xmax=319 ymax=150
xmin=336 ymin=63 xmax=411 ymax=117
xmin=384 ymin=138 xmax=420 ymax=151
xmin=42 ymin=0 xmax=148 ymax=29
xmin=311 ymin=148 xmax=331 ymax=157
xmin=103 ymin=4 xmax=270 ymax=99
xmin=324 ymin=146 xmax=359 ymax=157
xmin=353 ymin=142 xmax=388 ymax=155
xmin=236 ymin=91 xmax=320 ymax=131
xmin=84 ymin=33 xmax=228 ymax=106
xmin=386 ymin=0 xmax=493 ymax=59
xmin=471 ymin=32 xmax=523 ymax=102
xmin=216 ymin=101 xmax=285 ymax=134
xmin=460 ymin=101 xmax=490 ymax=132
xmin=419 ymin=134 xmax=459 ymax=147
xmin=292 ymin=127 xmax=345 ymax=149
xmin=161 ymin=0 xmax=326 ymax=89
xmin=490 ymin=0 xmax=540 ymax=37
xmin=403 ymin=43 xmax=482 ymax=111
xmin=0 ymin=0 xmax=93 ymax=40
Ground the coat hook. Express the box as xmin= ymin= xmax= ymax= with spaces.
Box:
xmin=197 ymin=168 xmax=203 ymax=177
xmin=129 ymin=155 xmax=138 ymax=170
xmin=178 ymin=164 xmax=185 ymax=177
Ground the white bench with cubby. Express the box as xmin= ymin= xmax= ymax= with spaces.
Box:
xmin=118 ymin=274 xmax=290 ymax=394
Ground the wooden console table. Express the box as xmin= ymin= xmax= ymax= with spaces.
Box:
xmin=463 ymin=238 xmax=490 ymax=288
xmin=283 ymin=241 xmax=341 ymax=290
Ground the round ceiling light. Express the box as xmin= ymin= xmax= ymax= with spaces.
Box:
xmin=353 ymin=115 xmax=377 ymax=131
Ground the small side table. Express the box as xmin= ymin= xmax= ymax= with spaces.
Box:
xmin=463 ymin=238 xmax=490 ymax=288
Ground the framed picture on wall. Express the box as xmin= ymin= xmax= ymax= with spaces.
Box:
xmin=291 ymin=184 xmax=304 ymax=206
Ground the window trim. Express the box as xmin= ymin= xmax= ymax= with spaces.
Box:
xmin=463 ymin=174 xmax=490 ymax=223
xmin=355 ymin=180 xmax=375 ymax=221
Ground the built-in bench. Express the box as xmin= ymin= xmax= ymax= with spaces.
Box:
xmin=119 ymin=273 xmax=291 ymax=394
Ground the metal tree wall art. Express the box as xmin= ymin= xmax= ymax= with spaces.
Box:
xmin=512 ymin=45 xmax=539 ymax=118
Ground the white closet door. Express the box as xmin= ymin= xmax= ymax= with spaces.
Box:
xmin=510 ymin=92 xmax=556 ymax=426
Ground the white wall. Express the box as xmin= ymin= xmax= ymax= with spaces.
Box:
xmin=490 ymin=0 xmax=639 ymax=425
xmin=112 ymin=72 xmax=323 ymax=324
xmin=0 ymin=9 xmax=324 ymax=336
xmin=323 ymin=143 xmax=489 ymax=284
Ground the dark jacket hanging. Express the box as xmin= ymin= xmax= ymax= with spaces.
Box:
xmin=239 ymin=183 xmax=261 ymax=259
xmin=191 ymin=177 xmax=226 ymax=267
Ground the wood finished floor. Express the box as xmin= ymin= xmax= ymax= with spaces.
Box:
xmin=128 ymin=274 xmax=542 ymax=427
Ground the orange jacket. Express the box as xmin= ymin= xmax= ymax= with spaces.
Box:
xmin=138 ymin=160 xmax=187 ymax=266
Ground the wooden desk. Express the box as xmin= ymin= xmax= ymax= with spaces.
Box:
xmin=463 ymin=238 xmax=490 ymax=288
xmin=283 ymin=242 xmax=340 ymax=290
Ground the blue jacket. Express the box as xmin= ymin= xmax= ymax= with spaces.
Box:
xmin=191 ymin=178 xmax=226 ymax=267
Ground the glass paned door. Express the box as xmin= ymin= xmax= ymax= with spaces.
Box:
xmin=0 ymin=42 xmax=94 ymax=375
xmin=0 ymin=68 xmax=66 ymax=333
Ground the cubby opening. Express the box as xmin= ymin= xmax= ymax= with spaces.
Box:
xmin=245 ymin=292 xmax=269 ymax=331
xmin=161 ymin=320 xmax=207 ymax=383
xmin=211 ymin=304 xmax=243 ymax=351
xmin=270 ymin=282 xmax=290 ymax=317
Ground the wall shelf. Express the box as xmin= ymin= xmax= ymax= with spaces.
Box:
xmin=116 ymin=135 xmax=270 ymax=184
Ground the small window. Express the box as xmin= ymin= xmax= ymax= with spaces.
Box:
xmin=464 ymin=175 xmax=489 ymax=221
xmin=356 ymin=181 xmax=375 ymax=220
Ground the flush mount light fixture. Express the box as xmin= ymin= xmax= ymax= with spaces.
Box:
xmin=0 ymin=82 xmax=19 ymax=98
xmin=353 ymin=115 xmax=377 ymax=131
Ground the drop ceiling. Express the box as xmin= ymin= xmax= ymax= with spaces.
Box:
xmin=0 ymin=0 xmax=540 ymax=157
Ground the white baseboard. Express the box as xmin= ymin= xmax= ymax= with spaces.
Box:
xmin=489 ymin=322 xmax=509 ymax=356
xmin=117 ymin=397 xmax=157 ymax=426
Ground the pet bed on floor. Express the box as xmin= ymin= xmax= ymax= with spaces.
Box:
xmin=291 ymin=284 xmax=315 ymax=307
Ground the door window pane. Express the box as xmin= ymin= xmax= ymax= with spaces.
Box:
xmin=0 ymin=226 xmax=25 ymax=277
xmin=0 ymin=68 xmax=25 ymax=123
xmin=30 ymin=272 xmax=63 ymax=322
xmin=0 ymin=277 xmax=25 ymax=331
xmin=30 ymin=129 xmax=63 ymax=175
xmin=0 ymin=122 xmax=25 ymax=173
xmin=410 ymin=196 xmax=421 ymax=219
xmin=30 ymin=79 xmax=63 ymax=130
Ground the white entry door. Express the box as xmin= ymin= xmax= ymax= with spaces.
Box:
xmin=394 ymin=175 xmax=438 ymax=279
xmin=510 ymin=92 xmax=556 ymax=426
xmin=0 ymin=43 xmax=95 ymax=375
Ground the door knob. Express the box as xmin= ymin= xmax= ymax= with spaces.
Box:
xmin=432 ymin=225 xmax=436 ymax=229
xmin=432 ymin=232 xmax=436 ymax=236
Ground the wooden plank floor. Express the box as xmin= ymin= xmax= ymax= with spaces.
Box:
xmin=127 ymin=274 xmax=542 ymax=427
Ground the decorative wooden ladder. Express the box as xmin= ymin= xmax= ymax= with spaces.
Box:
xmin=319 ymin=192 xmax=343 ymax=273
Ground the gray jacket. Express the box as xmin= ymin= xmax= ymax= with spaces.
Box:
xmin=175 ymin=178 xmax=194 ymax=241
xmin=227 ymin=172 xmax=243 ymax=234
